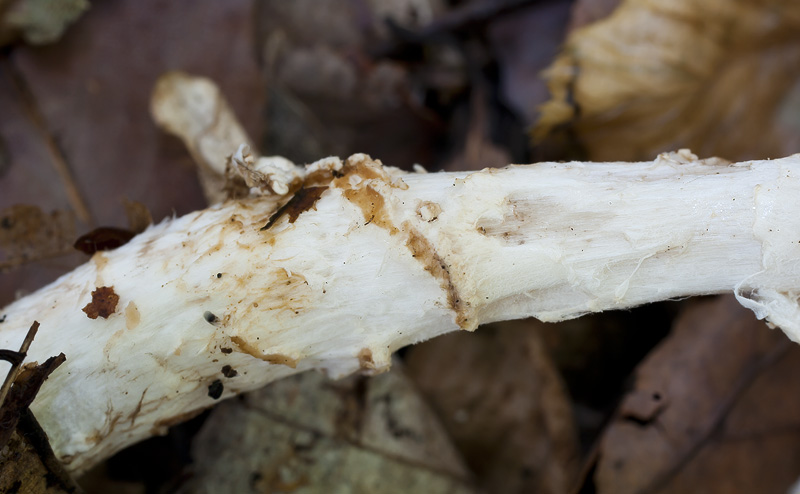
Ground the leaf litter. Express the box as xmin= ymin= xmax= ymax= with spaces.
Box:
xmin=4 ymin=0 xmax=800 ymax=492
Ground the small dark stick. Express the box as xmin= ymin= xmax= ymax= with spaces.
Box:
xmin=0 ymin=321 xmax=39 ymax=408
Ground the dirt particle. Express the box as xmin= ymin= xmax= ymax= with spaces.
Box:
xmin=220 ymin=347 xmax=233 ymax=354
xmin=221 ymin=365 xmax=238 ymax=378
xmin=358 ymin=348 xmax=375 ymax=371
xmin=203 ymin=311 xmax=219 ymax=324
xmin=82 ymin=286 xmax=120 ymax=319
xmin=208 ymin=380 xmax=224 ymax=400
xmin=216 ymin=273 xmax=223 ymax=278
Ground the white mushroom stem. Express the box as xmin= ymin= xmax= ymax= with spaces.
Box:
xmin=2 ymin=149 xmax=800 ymax=474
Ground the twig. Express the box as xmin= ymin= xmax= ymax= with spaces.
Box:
xmin=0 ymin=320 xmax=38 ymax=408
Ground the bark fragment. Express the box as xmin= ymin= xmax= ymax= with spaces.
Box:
xmin=81 ymin=286 xmax=118 ymax=320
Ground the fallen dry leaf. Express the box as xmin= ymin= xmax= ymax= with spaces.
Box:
xmin=1 ymin=0 xmax=261 ymax=303
xmin=582 ymin=295 xmax=800 ymax=494
xmin=534 ymin=0 xmax=800 ymax=161
xmin=178 ymin=365 xmax=477 ymax=493
xmin=0 ymin=204 xmax=75 ymax=271
xmin=8 ymin=0 xmax=262 ymax=228
xmin=405 ymin=321 xmax=579 ymax=494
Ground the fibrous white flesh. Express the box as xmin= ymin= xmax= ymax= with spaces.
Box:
xmin=1 ymin=150 xmax=799 ymax=473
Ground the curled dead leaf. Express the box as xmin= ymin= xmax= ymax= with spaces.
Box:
xmin=535 ymin=0 xmax=800 ymax=161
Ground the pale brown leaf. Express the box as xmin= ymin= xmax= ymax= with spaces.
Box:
xmin=583 ymin=295 xmax=800 ymax=494
xmin=535 ymin=0 xmax=800 ymax=161
xmin=406 ymin=321 xmax=580 ymax=494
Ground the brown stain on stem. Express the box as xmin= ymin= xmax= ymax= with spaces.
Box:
xmin=125 ymin=301 xmax=140 ymax=330
xmin=230 ymin=335 xmax=298 ymax=368
xmin=406 ymin=228 xmax=468 ymax=328
xmin=330 ymin=156 xmax=470 ymax=328
xmin=358 ymin=348 xmax=376 ymax=372
xmin=129 ymin=388 xmax=148 ymax=426
xmin=343 ymin=186 xmax=398 ymax=233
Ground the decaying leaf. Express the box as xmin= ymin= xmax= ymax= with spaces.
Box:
xmin=178 ymin=365 xmax=477 ymax=493
xmin=534 ymin=0 xmax=800 ymax=161
xmin=0 ymin=411 xmax=82 ymax=494
xmin=0 ymin=204 xmax=75 ymax=271
xmin=406 ymin=321 xmax=579 ymax=494
xmin=0 ymin=0 xmax=88 ymax=46
xmin=582 ymin=295 xmax=800 ymax=494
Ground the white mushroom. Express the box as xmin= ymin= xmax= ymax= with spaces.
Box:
xmin=1 ymin=149 xmax=799 ymax=474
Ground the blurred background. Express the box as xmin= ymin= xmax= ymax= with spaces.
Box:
xmin=2 ymin=0 xmax=800 ymax=492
